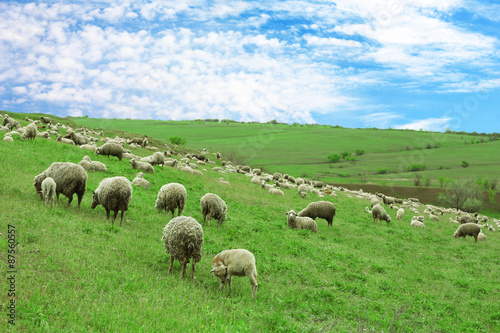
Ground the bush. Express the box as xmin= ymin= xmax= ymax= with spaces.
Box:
xmin=414 ymin=173 xmax=422 ymax=186
xmin=439 ymin=179 xmax=483 ymax=212
xmin=327 ymin=153 xmax=341 ymax=163
xmin=341 ymin=151 xmax=351 ymax=159
xmin=376 ymin=168 xmax=390 ymax=175
xmin=462 ymin=160 xmax=469 ymax=168
xmin=407 ymin=164 xmax=426 ymax=172
xmin=169 ymin=136 xmax=186 ymax=145
xmin=355 ymin=149 xmax=365 ymax=156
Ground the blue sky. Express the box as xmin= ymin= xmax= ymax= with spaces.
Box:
xmin=1 ymin=1 xmax=499 ymax=132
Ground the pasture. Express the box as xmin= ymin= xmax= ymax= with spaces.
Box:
xmin=1 ymin=114 xmax=499 ymax=332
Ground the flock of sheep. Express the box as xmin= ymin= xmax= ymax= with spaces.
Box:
xmin=3 ymin=113 xmax=499 ymax=298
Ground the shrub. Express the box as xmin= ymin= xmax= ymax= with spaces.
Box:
xmin=327 ymin=153 xmax=341 ymax=163
xmin=461 ymin=160 xmax=469 ymax=168
xmin=414 ymin=174 xmax=422 ymax=187
xmin=407 ymin=164 xmax=426 ymax=172
xmin=355 ymin=149 xmax=365 ymax=156
xmin=376 ymin=168 xmax=389 ymax=175
xmin=341 ymin=151 xmax=351 ymax=159
xmin=169 ymin=136 xmax=186 ymax=145
xmin=439 ymin=179 xmax=483 ymax=212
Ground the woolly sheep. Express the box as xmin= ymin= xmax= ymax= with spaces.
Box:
xmin=132 ymin=172 xmax=150 ymax=189
xmin=57 ymin=134 xmax=75 ymax=145
xmin=429 ymin=214 xmax=440 ymax=221
xmin=140 ymin=152 xmax=165 ymax=166
xmin=371 ymin=204 xmax=391 ymax=224
xmin=96 ymin=143 xmax=124 ymax=161
xmin=91 ymin=176 xmax=133 ymax=226
xmin=21 ymin=123 xmax=37 ymax=140
xmin=78 ymin=156 xmax=107 ymax=173
xmin=382 ymin=196 xmax=395 ymax=205
xmin=3 ymin=116 xmax=20 ymax=129
xmin=269 ymin=188 xmax=284 ymax=196
xmin=216 ymin=152 xmax=221 ymax=159
xmin=69 ymin=131 xmax=89 ymax=145
xmin=411 ymin=218 xmax=426 ymax=228
xmin=162 ymin=216 xmax=204 ymax=280
xmin=454 ymin=223 xmax=481 ymax=242
xmin=370 ymin=197 xmax=380 ymax=208
xmin=286 ymin=210 xmax=317 ymax=233
xmin=3 ymin=134 xmax=13 ymax=143
xmin=273 ymin=172 xmax=282 ymax=181
xmin=200 ymin=193 xmax=227 ymax=227
xmin=155 ymin=183 xmax=187 ymax=217
xmin=80 ymin=144 xmax=97 ymax=153
xmin=41 ymin=177 xmax=56 ymax=206
xmin=477 ymin=232 xmax=486 ymax=241
xmin=130 ymin=158 xmax=154 ymax=173
xmin=219 ymin=178 xmax=231 ymax=187
xmin=297 ymin=201 xmax=336 ymax=227
xmin=396 ymin=208 xmax=404 ymax=220
xmin=33 ymin=162 xmax=87 ymax=209
xmin=210 ymin=249 xmax=258 ymax=298
xmin=40 ymin=116 xmax=51 ymax=124
xmin=458 ymin=216 xmax=477 ymax=224
xmin=312 ymin=181 xmax=323 ymax=189
xmin=164 ymin=159 xmax=178 ymax=167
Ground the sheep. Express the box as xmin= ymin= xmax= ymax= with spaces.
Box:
xmin=396 ymin=208 xmax=404 ymax=220
xmin=477 ymin=232 xmax=486 ymax=242
xmin=3 ymin=134 xmax=13 ymax=143
xmin=370 ymin=197 xmax=380 ymax=208
xmin=164 ymin=159 xmax=178 ymax=167
xmin=33 ymin=162 xmax=87 ymax=209
xmin=193 ymin=153 xmax=207 ymax=162
xmin=219 ymin=178 xmax=231 ymax=187
xmin=3 ymin=116 xmax=20 ymax=129
xmin=57 ymin=134 xmax=75 ymax=145
xmin=129 ymin=137 xmax=144 ymax=145
xmin=429 ymin=214 xmax=440 ymax=221
xmin=411 ymin=218 xmax=426 ymax=228
xmin=454 ymin=223 xmax=481 ymax=242
xmin=155 ymin=183 xmax=187 ymax=217
xmin=371 ymin=204 xmax=391 ymax=224
xmin=132 ymin=172 xmax=150 ymax=189
xmin=78 ymin=156 xmax=107 ymax=173
xmin=382 ymin=196 xmax=395 ymax=205
xmin=80 ymin=144 xmax=97 ymax=153
xmin=210 ymin=249 xmax=258 ymax=298
xmin=130 ymin=158 xmax=154 ymax=173
xmin=41 ymin=177 xmax=56 ymax=206
xmin=162 ymin=216 xmax=204 ymax=281
xmin=91 ymin=176 xmax=133 ymax=226
xmin=140 ymin=152 xmax=165 ymax=166
xmin=312 ymin=181 xmax=323 ymax=189
xmin=297 ymin=201 xmax=336 ymax=227
xmin=25 ymin=117 xmax=33 ymax=122
xmin=286 ymin=210 xmax=317 ymax=233
xmin=21 ymin=123 xmax=37 ymax=140
xmin=40 ymin=116 xmax=51 ymax=124
xmin=216 ymin=152 xmax=221 ymax=159
xmin=200 ymin=193 xmax=227 ymax=228
xmin=69 ymin=131 xmax=89 ymax=145
xmin=269 ymin=188 xmax=284 ymax=196
xmin=96 ymin=143 xmax=124 ymax=161
xmin=273 ymin=172 xmax=282 ymax=181
xmin=458 ymin=216 xmax=477 ymax=224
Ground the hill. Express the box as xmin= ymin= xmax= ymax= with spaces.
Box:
xmin=70 ymin=117 xmax=500 ymax=188
xmin=1 ymin=111 xmax=499 ymax=332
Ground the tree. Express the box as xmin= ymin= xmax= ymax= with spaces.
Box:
xmin=438 ymin=175 xmax=447 ymax=188
xmin=439 ymin=179 xmax=483 ymax=212
xmin=327 ymin=153 xmax=341 ymax=163
xmin=340 ymin=151 xmax=351 ymax=159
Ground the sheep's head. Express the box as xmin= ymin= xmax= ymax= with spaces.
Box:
xmin=286 ymin=210 xmax=297 ymax=222
xmin=210 ymin=264 xmax=228 ymax=283
xmin=90 ymin=191 xmax=100 ymax=209
xmin=33 ymin=174 xmax=44 ymax=199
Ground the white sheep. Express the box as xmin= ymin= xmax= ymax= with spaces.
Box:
xmin=79 ymin=156 xmax=107 ymax=173
xmin=21 ymin=123 xmax=37 ymax=140
xmin=132 ymin=172 xmax=150 ymax=189
xmin=477 ymin=232 xmax=486 ymax=241
xmin=91 ymin=176 xmax=133 ymax=226
xmin=130 ymin=158 xmax=154 ymax=173
xmin=269 ymin=188 xmax=284 ymax=196
xmin=155 ymin=183 xmax=187 ymax=217
xmin=396 ymin=208 xmax=404 ymax=220
xmin=200 ymin=193 xmax=227 ymax=227
xmin=411 ymin=217 xmax=426 ymax=228
xmin=219 ymin=178 xmax=231 ymax=187
xmin=297 ymin=201 xmax=336 ymax=227
xmin=371 ymin=204 xmax=391 ymax=224
xmin=286 ymin=210 xmax=317 ymax=233
xmin=210 ymin=249 xmax=258 ymax=298
xmin=41 ymin=177 xmax=56 ymax=206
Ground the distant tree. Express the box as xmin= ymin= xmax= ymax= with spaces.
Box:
xmin=438 ymin=175 xmax=447 ymax=188
xmin=327 ymin=153 xmax=341 ymax=163
xmin=461 ymin=160 xmax=469 ymax=168
xmin=439 ymin=179 xmax=483 ymax=212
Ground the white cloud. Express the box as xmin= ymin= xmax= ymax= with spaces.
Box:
xmin=362 ymin=112 xmax=401 ymax=128
xmin=395 ymin=117 xmax=452 ymax=132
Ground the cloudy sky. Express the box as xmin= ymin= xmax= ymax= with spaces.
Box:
xmin=1 ymin=1 xmax=499 ymax=132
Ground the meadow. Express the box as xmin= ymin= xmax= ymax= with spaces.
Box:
xmin=71 ymin=117 xmax=500 ymax=188
xmin=1 ymin=113 xmax=499 ymax=332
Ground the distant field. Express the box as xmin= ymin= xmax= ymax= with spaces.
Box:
xmin=72 ymin=117 xmax=500 ymax=187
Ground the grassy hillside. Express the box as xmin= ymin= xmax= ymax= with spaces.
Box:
xmin=70 ymin=117 xmax=500 ymax=187
xmin=1 ymin=119 xmax=499 ymax=332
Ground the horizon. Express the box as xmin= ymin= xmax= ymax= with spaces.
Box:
xmin=1 ymin=1 xmax=499 ymax=133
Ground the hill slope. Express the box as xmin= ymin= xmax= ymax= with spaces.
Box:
xmin=1 ymin=113 xmax=499 ymax=332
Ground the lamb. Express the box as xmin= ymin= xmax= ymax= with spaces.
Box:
xmin=21 ymin=123 xmax=37 ymax=140
xmin=132 ymin=172 xmax=150 ymax=189
xmin=33 ymin=162 xmax=87 ymax=209
xmin=91 ymin=176 xmax=133 ymax=226
xmin=269 ymin=188 xmax=284 ymax=196
xmin=200 ymin=193 xmax=227 ymax=227
xmin=396 ymin=208 xmax=404 ymax=220
xmin=140 ymin=152 xmax=165 ymax=166
xmin=130 ymin=158 xmax=154 ymax=173
xmin=96 ymin=143 xmax=124 ymax=161
xmin=3 ymin=133 xmax=13 ymax=143
xmin=210 ymin=249 xmax=258 ymax=298
xmin=297 ymin=201 xmax=336 ymax=227
xmin=477 ymin=232 xmax=486 ymax=241
xmin=286 ymin=210 xmax=318 ymax=233
xmin=41 ymin=177 xmax=56 ymax=206
xmin=371 ymin=204 xmax=391 ymax=224
xmin=78 ymin=156 xmax=107 ymax=173
xmin=454 ymin=223 xmax=481 ymax=242
xmin=69 ymin=131 xmax=89 ymax=145
xmin=155 ymin=183 xmax=187 ymax=217
xmin=162 ymin=216 xmax=204 ymax=281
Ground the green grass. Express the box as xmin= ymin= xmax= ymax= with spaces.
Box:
xmin=70 ymin=117 xmax=500 ymax=187
xmin=1 ymin=124 xmax=500 ymax=332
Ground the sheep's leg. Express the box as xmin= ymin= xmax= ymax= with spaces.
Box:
xmin=120 ymin=210 xmax=125 ymax=226
xmin=168 ymin=256 xmax=174 ymax=273
xmin=207 ymin=216 xmax=210 ymax=227
xmin=328 ymin=218 xmax=333 ymax=227
xmin=67 ymin=194 xmax=73 ymax=207
xmin=77 ymin=193 xmax=83 ymax=210
xmin=227 ymin=275 xmax=232 ymax=292
xmin=112 ymin=210 xmax=119 ymax=222
xmin=181 ymin=260 xmax=187 ymax=278
xmin=106 ymin=208 xmax=110 ymax=219
xmin=191 ymin=261 xmax=196 ymax=281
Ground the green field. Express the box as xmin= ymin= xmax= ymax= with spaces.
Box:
xmin=71 ymin=117 xmax=500 ymax=187
xmin=1 ymin=112 xmax=499 ymax=332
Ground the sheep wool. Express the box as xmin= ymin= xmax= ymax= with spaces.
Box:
xmin=162 ymin=216 xmax=204 ymax=281
xmin=286 ymin=210 xmax=317 ymax=233
xmin=297 ymin=201 xmax=336 ymax=227
xmin=91 ymin=176 xmax=132 ymax=226
xmin=200 ymin=193 xmax=227 ymax=227
xmin=155 ymin=183 xmax=187 ymax=217
xmin=210 ymin=249 xmax=258 ymax=298
xmin=33 ymin=162 xmax=87 ymax=209
xmin=454 ymin=223 xmax=481 ymax=242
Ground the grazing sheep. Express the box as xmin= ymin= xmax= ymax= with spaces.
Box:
xmin=3 ymin=115 xmax=20 ymax=129
xmin=132 ymin=172 xmax=150 ymax=189
xmin=193 ymin=153 xmax=207 ymax=162
xmin=96 ymin=143 xmax=124 ymax=161
xmin=164 ymin=159 xmax=178 ymax=167
xmin=429 ymin=214 xmax=440 ymax=221
xmin=41 ymin=177 xmax=56 ymax=206
xmin=129 ymin=137 xmax=144 ymax=145
xmin=78 ymin=156 xmax=107 ymax=173
xmin=219 ymin=178 xmax=231 ymax=187
xmin=200 ymin=193 xmax=227 ymax=228
xmin=382 ymin=196 xmax=395 ymax=205
xmin=411 ymin=218 xmax=426 ymax=228
xmin=458 ymin=216 xmax=477 ymax=224
xmin=57 ymin=134 xmax=75 ymax=145
xmin=477 ymin=232 xmax=486 ymax=241
xmin=299 ymin=191 xmax=307 ymax=199
xmin=210 ymin=249 xmax=258 ymax=298
xmin=33 ymin=162 xmax=87 ymax=209
xmin=140 ymin=152 xmax=165 ymax=166
xmin=130 ymin=158 xmax=154 ymax=173
xmin=312 ymin=181 xmax=323 ymax=189
xmin=286 ymin=210 xmax=317 ymax=233
xmin=3 ymin=134 xmax=13 ymax=143
xmin=297 ymin=201 xmax=336 ymax=227
xmin=155 ymin=183 xmax=187 ymax=217
xmin=80 ymin=144 xmax=97 ymax=153
xmin=40 ymin=116 xmax=51 ymax=124
xmin=396 ymin=208 xmax=404 ymax=220
xmin=216 ymin=152 xmax=221 ymax=159
xmin=370 ymin=197 xmax=380 ymax=208
xmin=371 ymin=204 xmax=391 ymax=224
xmin=273 ymin=172 xmax=282 ymax=181
xmin=91 ymin=176 xmax=133 ymax=226
xmin=162 ymin=216 xmax=204 ymax=280
xmin=21 ymin=123 xmax=37 ymax=140
xmin=69 ymin=131 xmax=89 ymax=145
xmin=269 ymin=188 xmax=284 ymax=196
xmin=454 ymin=223 xmax=481 ymax=242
